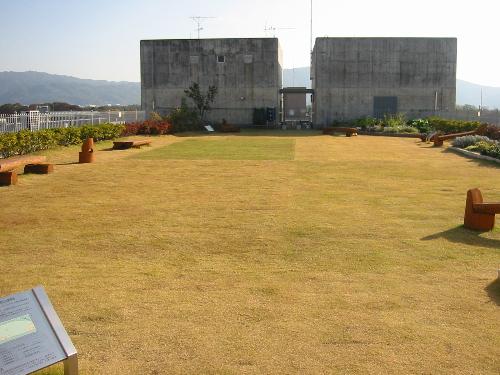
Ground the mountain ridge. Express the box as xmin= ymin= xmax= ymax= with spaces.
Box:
xmin=1 ymin=70 xmax=499 ymax=109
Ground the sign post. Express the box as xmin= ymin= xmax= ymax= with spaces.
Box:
xmin=0 ymin=286 xmax=78 ymax=375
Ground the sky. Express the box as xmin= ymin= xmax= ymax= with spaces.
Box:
xmin=1 ymin=0 xmax=499 ymax=86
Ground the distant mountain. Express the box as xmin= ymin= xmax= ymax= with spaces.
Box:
xmin=282 ymin=67 xmax=500 ymax=110
xmin=2 ymin=70 xmax=499 ymax=109
xmin=0 ymin=71 xmax=140 ymax=106
xmin=456 ymin=79 xmax=500 ymax=109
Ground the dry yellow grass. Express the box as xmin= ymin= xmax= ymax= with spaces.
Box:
xmin=0 ymin=132 xmax=499 ymax=374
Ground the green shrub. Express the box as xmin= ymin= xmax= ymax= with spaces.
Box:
xmin=52 ymin=127 xmax=82 ymax=146
xmin=382 ymin=127 xmax=397 ymax=134
xmin=0 ymin=132 xmax=18 ymax=158
xmin=0 ymin=124 xmax=124 ymax=159
xmin=408 ymin=118 xmax=431 ymax=133
xmin=353 ymin=116 xmax=379 ymax=129
xmin=465 ymin=140 xmax=500 ymax=159
xmin=168 ymin=98 xmax=201 ymax=132
xmin=426 ymin=117 xmax=481 ymax=134
xmin=452 ymin=135 xmax=492 ymax=149
xmin=382 ymin=125 xmax=418 ymax=134
xmin=382 ymin=113 xmax=407 ymax=128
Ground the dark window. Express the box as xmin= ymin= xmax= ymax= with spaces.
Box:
xmin=217 ymin=55 xmax=225 ymax=63
xmin=373 ymin=96 xmax=398 ymax=118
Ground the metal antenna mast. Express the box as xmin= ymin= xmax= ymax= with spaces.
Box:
xmin=264 ymin=24 xmax=295 ymax=38
xmin=190 ymin=16 xmax=215 ymax=39
xmin=310 ymin=0 xmax=313 ymax=53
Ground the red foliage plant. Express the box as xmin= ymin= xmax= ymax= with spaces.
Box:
xmin=122 ymin=120 xmax=173 ymax=136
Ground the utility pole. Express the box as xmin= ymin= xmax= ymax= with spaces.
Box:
xmin=190 ymin=16 xmax=215 ymax=39
xmin=479 ymin=88 xmax=483 ymax=117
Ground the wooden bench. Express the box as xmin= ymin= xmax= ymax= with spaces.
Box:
xmin=323 ymin=127 xmax=358 ymax=137
xmin=220 ymin=123 xmax=241 ymax=133
xmin=464 ymin=188 xmax=500 ymax=231
xmin=0 ymin=155 xmax=53 ymax=186
xmin=433 ymin=130 xmax=478 ymax=147
xmin=112 ymin=140 xmax=152 ymax=150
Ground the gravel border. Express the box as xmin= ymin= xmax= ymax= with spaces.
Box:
xmin=448 ymin=146 xmax=500 ymax=165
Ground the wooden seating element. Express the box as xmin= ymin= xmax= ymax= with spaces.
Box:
xmin=433 ymin=130 xmax=478 ymax=147
xmin=464 ymin=188 xmax=500 ymax=231
xmin=323 ymin=127 xmax=358 ymax=137
xmin=220 ymin=124 xmax=241 ymax=133
xmin=79 ymin=138 xmax=95 ymax=163
xmin=433 ymin=124 xmax=487 ymax=146
xmin=113 ymin=140 xmax=152 ymax=150
xmin=0 ymin=155 xmax=52 ymax=186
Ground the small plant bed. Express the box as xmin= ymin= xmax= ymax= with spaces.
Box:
xmin=346 ymin=115 xmax=500 ymax=143
xmin=351 ymin=114 xmax=421 ymax=136
xmin=450 ymin=134 xmax=500 ymax=164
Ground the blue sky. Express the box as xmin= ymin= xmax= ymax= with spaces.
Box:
xmin=1 ymin=0 xmax=499 ymax=86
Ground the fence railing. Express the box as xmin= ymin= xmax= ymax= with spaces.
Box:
xmin=0 ymin=111 xmax=145 ymax=133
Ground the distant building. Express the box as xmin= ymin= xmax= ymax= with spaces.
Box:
xmin=140 ymin=38 xmax=283 ymax=125
xmin=311 ymin=37 xmax=457 ymax=125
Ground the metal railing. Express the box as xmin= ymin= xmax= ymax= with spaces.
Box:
xmin=0 ymin=111 xmax=145 ymax=133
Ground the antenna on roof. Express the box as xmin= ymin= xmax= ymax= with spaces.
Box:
xmin=190 ymin=16 xmax=216 ymax=39
xmin=264 ymin=23 xmax=296 ymax=38
xmin=310 ymin=0 xmax=313 ymax=53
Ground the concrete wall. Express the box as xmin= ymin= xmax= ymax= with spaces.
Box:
xmin=141 ymin=38 xmax=282 ymax=125
xmin=311 ymin=37 xmax=457 ymax=126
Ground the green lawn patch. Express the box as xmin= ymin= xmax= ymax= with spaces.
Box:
xmin=132 ymin=138 xmax=295 ymax=160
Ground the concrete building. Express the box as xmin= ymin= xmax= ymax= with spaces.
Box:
xmin=311 ymin=37 xmax=457 ymax=126
xmin=141 ymin=38 xmax=282 ymax=125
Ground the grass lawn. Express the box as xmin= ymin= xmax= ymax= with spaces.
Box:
xmin=133 ymin=137 xmax=295 ymax=160
xmin=0 ymin=132 xmax=499 ymax=374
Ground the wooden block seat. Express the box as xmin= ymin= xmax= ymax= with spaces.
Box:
xmin=0 ymin=155 xmax=52 ymax=186
xmin=464 ymin=188 xmax=500 ymax=231
xmin=220 ymin=124 xmax=241 ymax=133
xmin=113 ymin=140 xmax=152 ymax=150
xmin=323 ymin=127 xmax=358 ymax=137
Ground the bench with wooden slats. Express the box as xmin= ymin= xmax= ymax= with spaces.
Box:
xmin=0 ymin=155 xmax=53 ymax=186
xmin=112 ymin=140 xmax=152 ymax=150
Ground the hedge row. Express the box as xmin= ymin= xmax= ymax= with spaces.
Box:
xmin=0 ymin=124 xmax=124 ymax=158
xmin=426 ymin=117 xmax=482 ymax=134
xmin=121 ymin=120 xmax=173 ymax=136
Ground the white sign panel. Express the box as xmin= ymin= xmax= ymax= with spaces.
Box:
xmin=0 ymin=286 xmax=77 ymax=375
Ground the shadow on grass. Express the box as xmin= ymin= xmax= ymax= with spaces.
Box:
xmin=421 ymin=225 xmax=500 ymax=250
xmin=485 ymin=278 xmax=500 ymax=306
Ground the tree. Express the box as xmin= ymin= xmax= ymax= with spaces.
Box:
xmin=184 ymin=83 xmax=218 ymax=122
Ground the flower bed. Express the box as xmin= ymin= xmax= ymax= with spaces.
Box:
xmin=451 ymin=135 xmax=500 ymax=161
